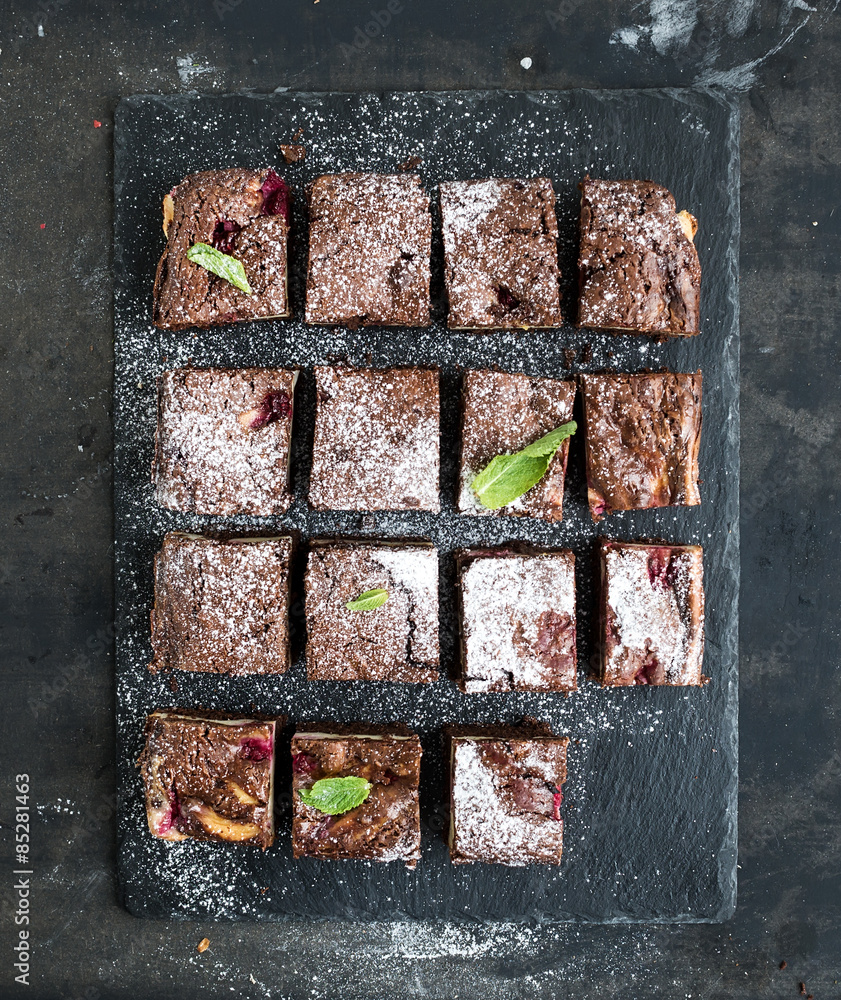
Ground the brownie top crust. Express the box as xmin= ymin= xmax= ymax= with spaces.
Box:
xmin=458 ymin=549 xmax=577 ymax=693
xmin=150 ymin=533 xmax=292 ymax=676
xmin=305 ymin=173 xmax=431 ymax=327
xmin=440 ymin=177 xmax=562 ymax=329
xmin=580 ymin=370 xmax=702 ymax=520
xmin=449 ymin=735 xmax=569 ymax=865
xmin=292 ymin=729 xmax=422 ymax=864
xmin=305 ymin=542 xmax=439 ymax=682
xmin=600 ymin=540 xmax=705 ymax=686
xmin=153 ymin=168 xmax=290 ymax=330
xmin=577 ymin=177 xmax=701 ymax=336
xmin=459 ymin=369 xmax=575 ymax=521
xmin=153 ymin=367 xmax=297 ymax=516
xmin=309 ymin=366 xmax=440 ymax=512
xmin=139 ymin=710 xmax=280 ymax=849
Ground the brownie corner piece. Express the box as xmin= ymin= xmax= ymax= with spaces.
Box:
xmin=457 ymin=547 xmax=576 ymax=693
xmin=599 ymin=539 xmax=705 ymax=687
xmin=309 ymin=366 xmax=440 ymax=512
xmin=577 ymin=177 xmax=701 ymax=336
xmin=153 ymin=366 xmax=298 ymax=516
xmin=440 ymin=177 xmax=562 ymax=330
xmin=305 ymin=541 xmax=439 ymax=682
xmin=153 ymin=167 xmax=291 ymax=330
xmin=459 ymin=369 xmax=575 ymax=521
xmin=305 ymin=172 xmax=431 ymax=327
xmin=291 ymin=726 xmax=422 ymax=866
xmin=580 ymin=370 xmax=702 ymax=520
xmin=139 ymin=709 xmax=281 ymax=849
xmin=150 ymin=532 xmax=292 ymax=676
xmin=448 ymin=724 xmax=569 ymax=865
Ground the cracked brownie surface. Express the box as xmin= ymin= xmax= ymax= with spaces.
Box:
xmin=457 ymin=548 xmax=576 ymax=693
xmin=291 ymin=728 xmax=422 ymax=865
xmin=153 ymin=168 xmax=290 ymax=330
xmin=304 ymin=542 xmax=439 ymax=682
xmin=577 ymin=177 xmax=701 ymax=336
xmin=458 ymin=369 xmax=575 ymax=521
xmin=305 ymin=173 xmax=431 ymax=326
xmin=580 ymin=370 xmax=702 ymax=521
xmin=600 ymin=539 xmax=705 ymax=686
xmin=139 ymin=710 xmax=280 ymax=849
xmin=309 ymin=366 xmax=440 ymax=512
xmin=448 ymin=728 xmax=569 ymax=865
xmin=153 ymin=366 xmax=297 ymax=516
xmin=440 ymin=177 xmax=562 ymax=329
xmin=150 ymin=533 xmax=292 ymax=676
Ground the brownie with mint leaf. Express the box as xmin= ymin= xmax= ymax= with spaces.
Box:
xmin=153 ymin=367 xmax=298 ymax=516
xmin=291 ymin=725 xmax=423 ymax=866
xmin=139 ymin=709 xmax=281 ymax=850
xmin=153 ymin=168 xmax=291 ymax=330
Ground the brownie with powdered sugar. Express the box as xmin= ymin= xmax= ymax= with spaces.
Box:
xmin=305 ymin=173 xmax=431 ymax=327
xmin=291 ymin=726 xmax=422 ymax=866
xmin=456 ymin=547 xmax=576 ymax=693
xmin=139 ymin=709 xmax=281 ymax=850
xmin=599 ymin=539 xmax=705 ymax=687
xmin=304 ymin=541 xmax=439 ymax=683
xmin=149 ymin=533 xmax=292 ymax=676
xmin=446 ymin=719 xmax=569 ymax=865
xmin=577 ymin=177 xmax=701 ymax=336
xmin=152 ymin=367 xmax=298 ymax=516
xmin=440 ymin=178 xmax=563 ymax=329
xmin=153 ymin=168 xmax=291 ymax=330
xmin=580 ymin=370 xmax=702 ymax=521
xmin=458 ymin=369 xmax=575 ymax=521
xmin=309 ymin=366 xmax=440 ymax=512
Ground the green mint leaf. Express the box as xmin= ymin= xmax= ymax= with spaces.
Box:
xmin=297 ymin=776 xmax=372 ymax=815
xmin=472 ymin=421 xmax=577 ymax=510
xmin=345 ymin=588 xmax=389 ymax=611
xmin=186 ymin=242 xmax=252 ymax=294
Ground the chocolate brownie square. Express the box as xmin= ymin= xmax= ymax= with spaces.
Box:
xmin=580 ymin=371 xmax=702 ymax=521
xmin=150 ymin=533 xmax=292 ymax=676
xmin=440 ymin=178 xmax=563 ymax=329
xmin=577 ymin=177 xmax=701 ymax=336
xmin=138 ymin=710 xmax=280 ymax=849
xmin=459 ymin=369 xmax=575 ymax=521
xmin=599 ymin=539 xmax=705 ymax=686
xmin=153 ymin=168 xmax=290 ymax=330
xmin=447 ymin=720 xmax=569 ymax=865
xmin=309 ymin=366 xmax=440 ymax=512
xmin=305 ymin=541 xmax=439 ymax=682
xmin=305 ymin=173 xmax=431 ymax=327
xmin=457 ymin=548 xmax=576 ymax=693
xmin=291 ymin=725 xmax=422 ymax=866
xmin=153 ymin=367 xmax=298 ymax=516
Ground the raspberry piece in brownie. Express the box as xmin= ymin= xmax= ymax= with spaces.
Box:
xmin=152 ymin=367 xmax=298 ymax=516
xmin=577 ymin=177 xmax=701 ymax=336
xmin=440 ymin=178 xmax=563 ymax=329
xmin=139 ymin=710 xmax=281 ymax=849
xmin=599 ymin=539 xmax=705 ymax=687
xmin=153 ymin=168 xmax=290 ymax=330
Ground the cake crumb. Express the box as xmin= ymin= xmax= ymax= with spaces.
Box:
xmin=197 ymin=937 xmax=210 ymax=953
xmin=398 ymin=154 xmax=423 ymax=170
xmin=280 ymin=143 xmax=306 ymax=163
xmin=780 ymin=960 xmax=787 ymax=970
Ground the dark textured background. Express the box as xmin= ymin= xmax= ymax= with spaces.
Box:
xmin=0 ymin=0 xmax=839 ymax=996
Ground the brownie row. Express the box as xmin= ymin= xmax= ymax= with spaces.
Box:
xmin=153 ymin=169 xmax=701 ymax=336
xmin=151 ymin=535 xmax=706 ymax=691
xmin=153 ymin=366 xmax=703 ymax=522
xmin=139 ymin=711 xmax=569 ymax=866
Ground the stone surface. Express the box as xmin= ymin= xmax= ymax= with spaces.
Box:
xmin=0 ymin=0 xmax=839 ymax=996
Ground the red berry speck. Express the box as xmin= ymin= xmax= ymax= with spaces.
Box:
xmin=495 ymin=284 xmax=520 ymax=309
xmin=250 ymin=389 xmax=292 ymax=430
xmin=211 ymin=217 xmax=241 ymax=255
xmin=93 ymin=120 xmax=102 ymax=128
xmin=292 ymin=752 xmax=318 ymax=774
xmin=40 ymin=223 xmax=46 ymax=229
xmin=552 ymin=790 xmax=563 ymax=822
xmin=633 ymin=658 xmax=662 ymax=685
xmin=261 ymin=169 xmax=290 ymax=221
xmin=238 ymin=737 xmax=273 ymax=762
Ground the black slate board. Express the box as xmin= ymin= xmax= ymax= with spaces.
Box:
xmin=113 ymin=89 xmax=739 ymax=922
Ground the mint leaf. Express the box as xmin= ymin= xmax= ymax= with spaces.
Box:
xmin=298 ymin=776 xmax=372 ymax=815
xmin=472 ymin=421 xmax=577 ymax=510
xmin=186 ymin=242 xmax=252 ymax=294
xmin=345 ymin=588 xmax=389 ymax=611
